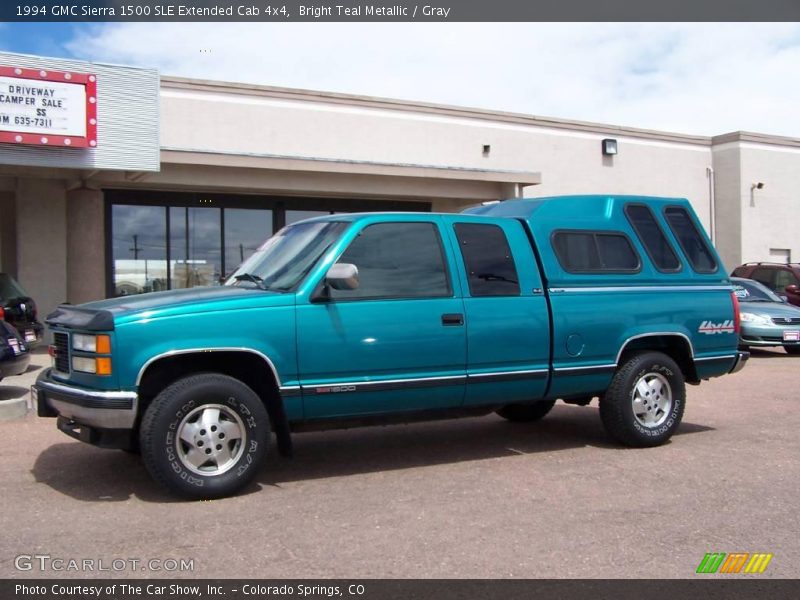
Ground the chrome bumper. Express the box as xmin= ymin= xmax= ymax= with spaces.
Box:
xmin=33 ymin=369 xmax=138 ymax=430
xmin=728 ymin=351 xmax=749 ymax=374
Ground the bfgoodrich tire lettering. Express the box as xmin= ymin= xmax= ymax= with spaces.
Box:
xmin=140 ymin=373 xmax=269 ymax=499
xmin=600 ymin=352 xmax=685 ymax=447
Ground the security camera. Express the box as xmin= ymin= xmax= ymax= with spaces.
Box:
xmin=752 ymin=182 xmax=765 ymax=190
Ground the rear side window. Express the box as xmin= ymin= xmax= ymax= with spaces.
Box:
xmin=624 ymin=204 xmax=681 ymax=272
xmin=663 ymin=207 xmax=717 ymax=273
xmin=454 ymin=223 xmax=520 ymax=296
xmin=552 ymin=231 xmax=640 ymax=273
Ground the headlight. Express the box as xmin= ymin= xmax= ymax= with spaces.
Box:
xmin=740 ymin=312 xmax=772 ymax=325
xmin=72 ymin=334 xmax=111 ymax=353
xmin=72 ymin=356 xmax=112 ymax=375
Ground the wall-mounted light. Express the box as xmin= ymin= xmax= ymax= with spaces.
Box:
xmin=602 ymin=139 xmax=618 ymax=155
xmin=482 ymin=144 xmax=491 ymax=157
xmin=749 ymin=182 xmax=765 ymax=207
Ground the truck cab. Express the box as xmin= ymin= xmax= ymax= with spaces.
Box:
xmin=34 ymin=195 xmax=746 ymax=499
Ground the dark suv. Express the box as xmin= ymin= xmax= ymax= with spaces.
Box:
xmin=0 ymin=273 xmax=44 ymax=348
xmin=731 ymin=263 xmax=800 ymax=308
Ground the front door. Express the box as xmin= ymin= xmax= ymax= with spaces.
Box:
xmin=296 ymin=219 xmax=467 ymax=419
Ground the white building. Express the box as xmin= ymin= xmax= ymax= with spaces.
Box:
xmin=0 ymin=51 xmax=798 ymax=324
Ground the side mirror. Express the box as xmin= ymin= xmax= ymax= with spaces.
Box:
xmin=778 ymin=294 xmax=789 ymax=303
xmin=785 ymin=284 xmax=799 ymax=295
xmin=326 ymin=263 xmax=359 ymax=291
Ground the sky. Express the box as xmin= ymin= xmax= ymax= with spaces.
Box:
xmin=1 ymin=22 xmax=799 ymax=137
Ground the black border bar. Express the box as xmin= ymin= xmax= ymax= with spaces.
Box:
xmin=3 ymin=0 xmax=800 ymax=22
xmin=3 ymin=579 xmax=800 ymax=600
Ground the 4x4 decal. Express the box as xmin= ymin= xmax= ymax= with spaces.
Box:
xmin=698 ymin=320 xmax=735 ymax=334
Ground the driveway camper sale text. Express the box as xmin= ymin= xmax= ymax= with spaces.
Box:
xmin=14 ymin=3 xmax=453 ymax=18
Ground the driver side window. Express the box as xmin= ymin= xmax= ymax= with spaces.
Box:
xmin=331 ymin=222 xmax=452 ymax=300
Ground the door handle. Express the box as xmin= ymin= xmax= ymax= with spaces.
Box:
xmin=441 ymin=313 xmax=464 ymax=326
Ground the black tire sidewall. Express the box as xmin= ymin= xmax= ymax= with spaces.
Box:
xmin=141 ymin=374 xmax=269 ymax=499
xmin=603 ymin=353 xmax=685 ymax=446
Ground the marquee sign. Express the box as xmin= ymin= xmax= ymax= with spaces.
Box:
xmin=0 ymin=66 xmax=97 ymax=148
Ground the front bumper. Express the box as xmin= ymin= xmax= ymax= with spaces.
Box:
xmin=33 ymin=368 xmax=138 ymax=430
xmin=728 ymin=350 xmax=749 ymax=374
xmin=740 ymin=324 xmax=800 ymax=347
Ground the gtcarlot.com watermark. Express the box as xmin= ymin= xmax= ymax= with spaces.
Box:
xmin=14 ymin=554 xmax=195 ymax=573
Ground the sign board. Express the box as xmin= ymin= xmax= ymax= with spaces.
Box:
xmin=0 ymin=66 xmax=97 ymax=148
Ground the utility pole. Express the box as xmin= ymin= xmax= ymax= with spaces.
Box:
xmin=130 ymin=234 xmax=140 ymax=259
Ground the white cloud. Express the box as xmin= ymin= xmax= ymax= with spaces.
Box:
xmin=63 ymin=22 xmax=800 ymax=137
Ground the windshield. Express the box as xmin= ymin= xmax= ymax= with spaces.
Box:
xmin=733 ymin=279 xmax=782 ymax=303
xmin=0 ymin=273 xmax=28 ymax=301
xmin=226 ymin=221 xmax=348 ymax=291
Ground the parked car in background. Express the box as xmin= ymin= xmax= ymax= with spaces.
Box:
xmin=731 ymin=262 xmax=800 ymax=307
xmin=0 ymin=273 xmax=43 ymax=348
xmin=732 ymin=277 xmax=800 ymax=355
xmin=0 ymin=320 xmax=30 ymax=383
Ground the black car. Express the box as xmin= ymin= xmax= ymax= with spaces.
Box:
xmin=0 ymin=320 xmax=30 ymax=383
xmin=0 ymin=272 xmax=44 ymax=348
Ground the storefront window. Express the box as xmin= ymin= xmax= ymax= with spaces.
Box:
xmin=170 ymin=207 xmax=222 ymax=289
xmin=286 ymin=210 xmax=331 ymax=225
xmin=107 ymin=191 xmax=429 ymax=297
xmin=111 ymin=205 xmax=168 ymax=296
xmin=224 ymin=208 xmax=273 ymax=278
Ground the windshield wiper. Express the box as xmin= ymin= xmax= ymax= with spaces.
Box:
xmin=233 ymin=273 xmax=267 ymax=290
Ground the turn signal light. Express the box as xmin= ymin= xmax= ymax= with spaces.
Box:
xmin=95 ymin=335 xmax=111 ymax=354
xmin=96 ymin=357 xmax=112 ymax=376
xmin=0 ymin=306 xmax=4 ymax=320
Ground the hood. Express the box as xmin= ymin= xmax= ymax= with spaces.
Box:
xmin=47 ymin=286 xmax=292 ymax=331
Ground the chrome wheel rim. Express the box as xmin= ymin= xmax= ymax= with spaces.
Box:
xmin=631 ymin=372 xmax=672 ymax=428
xmin=176 ymin=404 xmax=245 ymax=476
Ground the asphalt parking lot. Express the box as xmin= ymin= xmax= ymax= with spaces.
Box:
xmin=0 ymin=347 xmax=797 ymax=579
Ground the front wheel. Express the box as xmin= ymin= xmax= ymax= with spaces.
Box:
xmin=600 ymin=352 xmax=685 ymax=447
xmin=140 ymin=373 xmax=270 ymax=499
xmin=784 ymin=345 xmax=800 ymax=356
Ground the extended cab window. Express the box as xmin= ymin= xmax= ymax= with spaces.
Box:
xmin=454 ymin=223 xmax=520 ymax=297
xmin=663 ymin=206 xmax=718 ymax=273
xmin=552 ymin=231 xmax=640 ymax=273
xmin=624 ymin=204 xmax=681 ymax=272
xmin=332 ymin=222 xmax=451 ymax=300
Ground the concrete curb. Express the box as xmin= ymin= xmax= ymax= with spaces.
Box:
xmin=0 ymin=397 xmax=29 ymax=421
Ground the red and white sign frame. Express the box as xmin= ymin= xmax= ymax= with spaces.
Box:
xmin=0 ymin=66 xmax=97 ymax=148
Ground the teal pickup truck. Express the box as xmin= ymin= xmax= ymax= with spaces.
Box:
xmin=35 ymin=196 xmax=747 ymax=499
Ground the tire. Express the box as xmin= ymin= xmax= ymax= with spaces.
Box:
xmin=496 ymin=400 xmax=556 ymax=422
xmin=784 ymin=345 xmax=800 ymax=355
xmin=139 ymin=373 xmax=269 ymax=499
xmin=600 ymin=352 xmax=685 ymax=447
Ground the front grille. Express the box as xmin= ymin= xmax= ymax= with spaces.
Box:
xmin=772 ymin=317 xmax=800 ymax=325
xmin=53 ymin=332 xmax=70 ymax=373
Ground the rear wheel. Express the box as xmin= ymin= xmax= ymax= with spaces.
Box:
xmin=496 ymin=400 xmax=556 ymax=422
xmin=600 ymin=352 xmax=685 ymax=447
xmin=784 ymin=345 xmax=800 ymax=355
xmin=140 ymin=373 xmax=269 ymax=499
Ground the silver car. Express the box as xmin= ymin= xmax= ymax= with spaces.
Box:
xmin=733 ymin=277 xmax=800 ymax=355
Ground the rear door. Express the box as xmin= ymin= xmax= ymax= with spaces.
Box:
xmin=444 ymin=217 xmax=551 ymax=406
xmin=296 ymin=218 xmax=467 ymax=419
